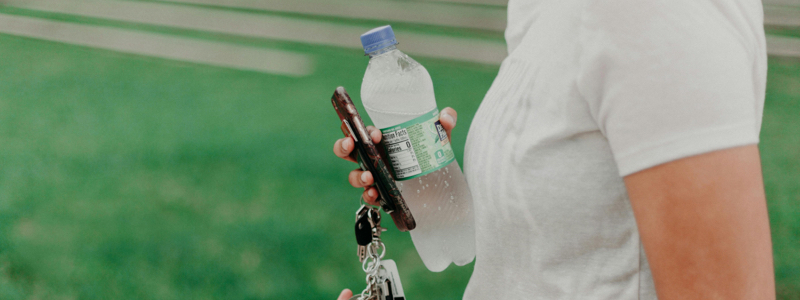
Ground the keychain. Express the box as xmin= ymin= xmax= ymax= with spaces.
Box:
xmin=351 ymin=199 xmax=406 ymax=300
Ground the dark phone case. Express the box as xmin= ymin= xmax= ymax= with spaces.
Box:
xmin=331 ymin=87 xmax=416 ymax=232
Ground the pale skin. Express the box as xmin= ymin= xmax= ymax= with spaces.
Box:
xmin=333 ymin=108 xmax=775 ymax=300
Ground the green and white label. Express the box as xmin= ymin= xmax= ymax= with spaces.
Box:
xmin=381 ymin=109 xmax=455 ymax=181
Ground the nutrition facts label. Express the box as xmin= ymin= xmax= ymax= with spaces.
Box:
xmin=380 ymin=109 xmax=455 ymax=181
xmin=383 ymin=128 xmax=422 ymax=179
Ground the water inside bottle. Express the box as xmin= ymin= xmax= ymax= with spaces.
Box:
xmin=396 ymin=163 xmax=475 ymax=271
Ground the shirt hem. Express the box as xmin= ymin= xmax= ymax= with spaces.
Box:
xmin=615 ymin=122 xmax=759 ymax=177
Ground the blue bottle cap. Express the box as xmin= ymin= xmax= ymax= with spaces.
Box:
xmin=360 ymin=25 xmax=398 ymax=54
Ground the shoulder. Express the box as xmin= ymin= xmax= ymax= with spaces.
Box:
xmin=579 ymin=0 xmax=765 ymax=49
xmin=575 ymin=0 xmax=767 ymax=176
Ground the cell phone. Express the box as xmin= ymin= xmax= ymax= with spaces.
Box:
xmin=331 ymin=86 xmax=416 ymax=232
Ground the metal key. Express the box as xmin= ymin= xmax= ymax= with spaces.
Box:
xmin=355 ymin=205 xmax=373 ymax=262
xmin=356 ymin=204 xmax=387 ymax=262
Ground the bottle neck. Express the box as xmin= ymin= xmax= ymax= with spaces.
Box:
xmin=367 ymin=45 xmax=398 ymax=58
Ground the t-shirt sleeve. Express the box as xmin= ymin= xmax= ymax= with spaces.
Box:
xmin=576 ymin=0 xmax=765 ymax=176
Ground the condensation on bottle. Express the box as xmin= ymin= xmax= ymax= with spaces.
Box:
xmin=359 ymin=25 xmax=476 ymax=272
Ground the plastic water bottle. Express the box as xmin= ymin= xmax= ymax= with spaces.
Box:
xmin=359 ymin=25 xmax=475 ymax=272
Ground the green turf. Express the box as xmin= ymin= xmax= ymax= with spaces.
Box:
xmin=0 ymin=12 xmax=797 ymax=300
xmin=0 ymin=25 xmax=495 ymax=299
xmin=761 ymin=56 xmax=800 ymax=300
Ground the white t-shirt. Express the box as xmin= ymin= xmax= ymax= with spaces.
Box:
xmin=462 ymin=0 xmax=766 ymax=298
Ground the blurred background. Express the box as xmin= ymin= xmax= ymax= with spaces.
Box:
xmin=0 ymin=0 xmax=796 ymax=299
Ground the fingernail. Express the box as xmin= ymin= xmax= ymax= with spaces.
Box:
xmin=342 ymin=139 xmax=351 ymax=151
xmin=361 ymin=172 xmax=369 ymax=183
xmin=442 ymin=112 xmax=455 ymax=125
xmin=368 ymin=189 xmax=376 ymax=197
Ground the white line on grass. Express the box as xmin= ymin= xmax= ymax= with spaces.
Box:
xmin=1 ymin=0 xmax=507 ymax=65
xmin=764 ymin=6 xmax=800 ymax=27
xmin=0 ymin=13 xmax=314 ymax=76
xmin=767 ymin=35 xmax=800 ymax=57
xmin=158 ymin=0 xmax=507 ymax=32
xmin=762 ymin=0 xmax=800 ymax=7
xmin=161 ymin=0 xmax=798 ymax=31
xmin=420 ymin=0 xmax=508 ymax=6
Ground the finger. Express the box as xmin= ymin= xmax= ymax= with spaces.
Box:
xmin=439 ymin=107 xmax=457 ymax=137
xmin=333 ymin=137 xmax=356 ymax=163
xmin=439 ymin=107 xmax=457 ymax=129
xmin=366 ymin=125 xmax=382 ymax=144
xmin=337 ymin=289 xmax=353 ymax=300
xmin=348 ymin=170 xmax=374 ymax=188
xmin=363 ymin=187 xmax=380 ymax=206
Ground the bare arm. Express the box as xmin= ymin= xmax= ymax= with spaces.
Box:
xmin=624 ymin=145 xmax=775 ymax=299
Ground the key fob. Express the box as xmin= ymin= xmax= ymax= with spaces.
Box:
xmin=378 ymin=259 xmax=405 ymax=300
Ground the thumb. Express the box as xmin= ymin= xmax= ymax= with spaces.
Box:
xmin=337 ymin=289 xmax=353 ymax=300
xmin=439 ymin=107 xmax=457 ymax=138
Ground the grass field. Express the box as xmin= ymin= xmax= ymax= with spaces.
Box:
xmin=0 ymin=8 xmax=798 ymax=300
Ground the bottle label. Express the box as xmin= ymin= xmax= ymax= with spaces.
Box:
xmin=380 ymin=109 xmax=455 ymax=181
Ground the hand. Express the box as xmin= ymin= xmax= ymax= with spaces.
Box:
xmin=337 ymin=289 xmax=353 ymax=300
xmin=333 ymin=107 xmax=458 ymax=205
